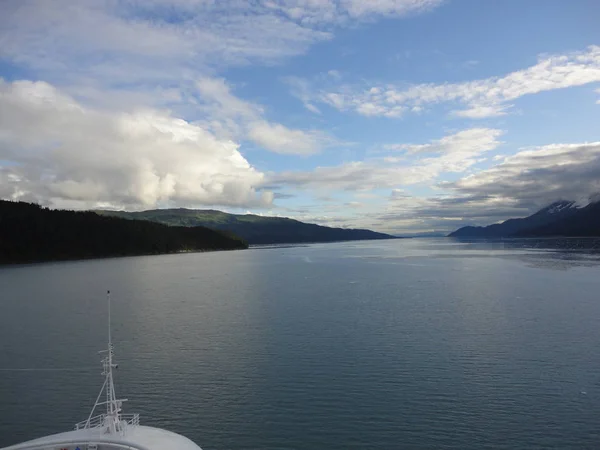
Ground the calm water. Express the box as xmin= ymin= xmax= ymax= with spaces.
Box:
xmin=1 ymin=239 xmax=600 ymax=449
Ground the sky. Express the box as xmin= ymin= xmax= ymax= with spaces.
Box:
xmin=0 ymin=0 xmax=599 ymax=234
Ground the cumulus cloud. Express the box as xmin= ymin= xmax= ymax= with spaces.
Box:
xmin=270 ymin=128 xmax=503 ymax=190
xmin=298 ymin=46 xmax=600 ymax=118
xmin=0 ymin=79 xmax=272 ymax=209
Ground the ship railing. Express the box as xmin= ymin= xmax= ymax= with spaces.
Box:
xmin=126 ymin=413 xmax=140 ymax=426
xmin=75 ymin=413 xmax=140 ymax=430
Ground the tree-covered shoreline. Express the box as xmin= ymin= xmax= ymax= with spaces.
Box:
xmin=0 ymin=200 xmax=248 ymax=264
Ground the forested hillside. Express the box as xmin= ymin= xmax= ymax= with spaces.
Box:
xmin=96 ymin=208 xmax=394 ymax=245
xmin=0 ymin=201 xmax=247 ymax=264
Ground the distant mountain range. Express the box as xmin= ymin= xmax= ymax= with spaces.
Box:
xmin=395 ymin=232 xmax=447 ymax=238
xmin=95 ymin=208 xmax=395 ymax=245
xmin=449 ymin=199 xmax=600 ymax=238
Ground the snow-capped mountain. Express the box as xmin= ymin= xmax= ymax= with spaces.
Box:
xmin=448 ymin=199 xmax=586 ymax=238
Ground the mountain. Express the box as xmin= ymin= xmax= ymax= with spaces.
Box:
xmin=448 ymin=201 xmax=580 ymax=238
xmin=517 ymin=200 xmax=600 ymax=237
xmin=95 ymin=208 xmax=395 ymax=245
xmin=396 ymin=232 xmax=447 ymax=238
xmin=0 ymin=200 xmax=247 ymax=264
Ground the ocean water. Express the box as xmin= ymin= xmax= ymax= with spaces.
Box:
xmin=1 ymin=238 xmax=600 ymax=449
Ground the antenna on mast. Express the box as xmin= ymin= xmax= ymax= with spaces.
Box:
xmin=81 ymin=290 xmax=129 ymax=434
xmin=104 ymin=289 xmax=123 ymax=433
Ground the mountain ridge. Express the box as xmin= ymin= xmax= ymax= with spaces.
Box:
xmin=516 ymin=201 xmax=600 ymax=237
xmin=95 ymin=208 xmax=395 ymax=245
xmin=449 ymin=199 xmax=600 ymax=238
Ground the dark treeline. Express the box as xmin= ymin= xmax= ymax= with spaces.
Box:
xmin=0 ymin=200 xmax=248 ymax=264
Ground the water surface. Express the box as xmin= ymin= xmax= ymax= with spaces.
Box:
xmin=1 ymin=239 xmax=600 ymax=449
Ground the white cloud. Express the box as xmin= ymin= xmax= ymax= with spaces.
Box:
xmin=260 ymin=0 xmax=443 ymax=25
xmin=452 ymin=105 xmax=510 ymax=119
xmin=0 ymin=0 xmax=447 ymax=214
xmin=385 ymin=128 xmax=503 ymax=154
xmin=341 ymin=0 xmax=443 ymax=18
xmin=284 ymin=76 xmax=321 ymax=114
xmin=247 ymin=122 xmax=332 ymax=155
xmin=0 ymin=79 xmax=272 ymax=209
xmin=0 ymin=0 xmax=441 ymax=83
xmin=403 ymin=128 xmax=503 ymax=175
xmin=0 ymin=0 xmax=443 ymax=158
xmin=196 ymin=77 xmax=335 ymax=154
xmin=272 ymin=160 xmax=421 ymax=191
xmin=0 ymin=1 xmax=330 ymax=76
xmin=305 ymin=103 xmax=322 ymax=114
xmin=0 ymin=1 xmax=352 ymax=156
xmin=301 ymin=46 xmax=600 ymax=118
xmin=196 ymin=77 xmax=262 ymax=122
xmin=271 ymin=128 xmax=503 ymax=190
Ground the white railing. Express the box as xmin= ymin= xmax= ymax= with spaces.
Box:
xmin=75 ymin=413 xmax=140 ymax=430
xmin=75 ymin=415 xmax=103 ymax=430
xmin=127 ymin=413 xmax=140 ymax=426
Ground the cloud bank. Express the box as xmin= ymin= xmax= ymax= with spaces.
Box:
xmin=377 ymin=141 xmax=600 ymax=232
xmin=0 ymin=79 xmax=272 ymax=210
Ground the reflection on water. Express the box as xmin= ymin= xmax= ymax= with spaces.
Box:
xmin=1 ymin=238 xmax=600 ymax=449
xmin=446 ymin=237 xmax=600 ymax=270
xmin=448 ymin=236 xmax=600 ymax=252
xmin=335 ymin=237 xmax=600 ymax=271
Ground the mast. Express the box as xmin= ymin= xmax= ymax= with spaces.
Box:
xmin=106 ymin=290 xmax=117 ymax=431
xmin=83 ymin=290 xmax=128 ymax=434
xmin=104 ymin=289 xmax=125 ymax=433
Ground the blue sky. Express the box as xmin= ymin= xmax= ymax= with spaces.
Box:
xmin=0 ymin=0 xmax=599 ymax=233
